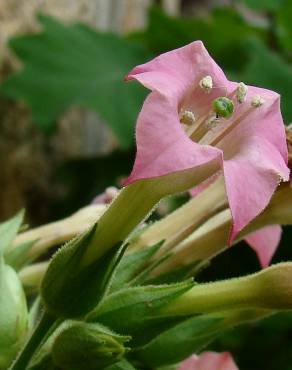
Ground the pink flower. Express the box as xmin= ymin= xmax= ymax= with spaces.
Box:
xmin=124 ymin=41 xmax=289 ymax=243
xmin=178 ymin=351 xmax=239 ymax=370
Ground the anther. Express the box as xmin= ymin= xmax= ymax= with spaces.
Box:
xmin=251 ymin=94 xmax=265 ymax=108
xmin=199 ymin=75 xmax=213 ymax=92
xmin=236 ymin=82 xmax=248 ymax=103
xmin=180 ymin=110 xmax=196 ymax=126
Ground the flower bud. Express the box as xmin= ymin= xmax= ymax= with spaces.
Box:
xmin=52 ymin=322 xmax=129 ymax=370
xmin=0 ymin=263 xmax=28 ymax=368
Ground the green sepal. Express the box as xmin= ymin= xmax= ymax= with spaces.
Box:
xmin=41 ymin=224 xmax=126 ymax=318
xmin=132 ymin=314 xmax=223 ymax=367
xmin=5 ymin=239 xmax=36 ymax=271
xmin=52 ymin=322 xmax=130 ymax=370
xmin=0 ymin=262 xmax=28 ymax=368
xmin=0 ymin=209 xmax=24 ymax=255
xmin=110 ymin=241 xmax=163 ymax=291
xmin=89 ymin=280 xmax=193 ymax=346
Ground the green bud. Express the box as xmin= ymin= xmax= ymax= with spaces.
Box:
xmin=212 ymin=97 xmax=234 ymax=119
xmin=0 ymin=263 xmax=28 ymax=369
xmin=52 ymin=322 xmax=130 ymax=370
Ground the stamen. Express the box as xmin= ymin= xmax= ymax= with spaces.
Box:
xmin=199 ymin=75 xmax=213 ymax=92
xmin=251 ymin=94 xmax=265 ymax=108
xmin=180 ymin=110 xmax=196 ymax=126
xmin=236 ymin=82 xmax=248 ymax=103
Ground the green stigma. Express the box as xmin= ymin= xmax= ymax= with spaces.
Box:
xmin=212 ymin=97 xmax=234 ymax=119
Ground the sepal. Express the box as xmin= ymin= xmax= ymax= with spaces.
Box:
xmin=41 ymin=224 xmax=125 ymax=318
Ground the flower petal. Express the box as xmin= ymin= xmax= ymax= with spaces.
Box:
xmin=124 ymin=92 xmax=222 ymax=188
xmin=218 ymin=98 xmax=289 ymax=244
xmin=245 ymin=225 xmax=282 ymax=268
xmin=178 ymin=351 xmax=239 ymax=370
xmin=125 ymin=41 xmax=228 ymax=100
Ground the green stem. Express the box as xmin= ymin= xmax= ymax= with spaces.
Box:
xmin=10 ymin=310 xmax=56 ymax=370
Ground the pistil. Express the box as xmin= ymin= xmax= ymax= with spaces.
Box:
xmin=209 ymin=95 xmax=265 ymax=147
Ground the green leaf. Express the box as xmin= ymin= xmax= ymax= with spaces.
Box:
xmin=89 ymin=281 xmax=193 ymax=339
xmin=0 ymin=210 xmax=24 ymax=256
xmin=110 ymin=241 xmax=163 ymax=291
xmin=133 ymin=315 xmax=223 ymax=367
xmin=41 ymin=224 xmax=126 ymax=318
xmin=241 ymin=39 xmax=292 ymax=123
xmin=0 ymin=15 xmax=148 ymax=148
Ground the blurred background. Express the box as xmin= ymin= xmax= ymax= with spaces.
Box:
xmin=1 ymin=1 xmax=292 ymax=369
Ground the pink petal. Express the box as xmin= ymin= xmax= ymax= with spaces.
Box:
xmin=125 ymin=41 xmax=228 ymax=100
xmin=124 ymin=92 xmax=222 ymax=186
xmin=245 ymin=225 xmax=282 ymax=268
xmin=178 ymin=352 xmax=239 ymax=370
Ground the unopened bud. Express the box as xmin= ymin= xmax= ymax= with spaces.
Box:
xmin=0 ymin=264 xmax=28 ymax=368
xmin=52 ymin=322 xmax=129 ymax=370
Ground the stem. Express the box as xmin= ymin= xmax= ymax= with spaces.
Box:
xmin=10 ymin=311 xmax=56 ymax=370
xmin=19 ymin=261 xmax=49 ymax=291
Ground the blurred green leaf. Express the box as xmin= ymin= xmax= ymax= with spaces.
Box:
xmin=276 ymin=0 xmax=292 ymax=52
xmin=241 ymin=39 xmax=292 ymax=122
xmin=137 ymin=7 xmax=266 ymax=71
xmin=241 ymin=0 xmax=284 ymax=11
xmin=0 ymin=15 xmax=148 ymax=148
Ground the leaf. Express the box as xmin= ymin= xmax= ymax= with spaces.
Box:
xmin=89 ymin=281 xmax=193 ymax=340
xmin=110 ymin=241 xmax=163 ymax=291
xmin=0 ymin=15 xmax=148 ymax=148
xmin=133 ymin=315 xmax=223 ymax=367
xmin=240 ymin=39 xmax=292 ymax=123
xmin=0 ymin=210 xmax=24 ymax=256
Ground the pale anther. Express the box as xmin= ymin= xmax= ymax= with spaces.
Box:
xmin=251 ymin=94 xmax=265 ymax=108
xmin=180 ymin=110 xmax=196 ymax=125
xmin=236 ymin=82 xmax=248 ymax=103
xmin=199 ymin=75 xmax=213 ymax=92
